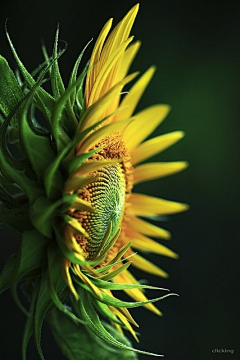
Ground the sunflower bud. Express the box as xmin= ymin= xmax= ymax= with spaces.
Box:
xmin=0 ymin=4 xmax=188 ymax=359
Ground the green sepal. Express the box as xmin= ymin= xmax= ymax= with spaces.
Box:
xmin=0 ymin=111 xmax=43 ymax=201
xmin=48 ymin=308 xmax=138 ymax=360
xmin=77 ymin=289 xmax=162 ymax=357
xmin=6 ymin=29 xmax=55 ymax=123
xmin=10 ymin=230 xmax=48 ymax=315
xmin=51 ymin=25 xmax=81 ymax=134
xmin=75 ymin=65 xmax=87 ymax=113
xmin=51 ymin=77 xmax=84 ymax=153
xmin=94 ymin=250 xmax=136 ymax=275
xmin=107 ymin=241 xmax=132 ymax=265
xmin=95 ymin=289 xmax=174 ymax=310
xmin=101 ymin=261 xmax=132 ymax=281
xmin=29 ymin=194 xmax=78 ymax=237
xmin=66 ymin=147 xmax=101 ymax=176
xmin=47 ymin=245 xmax=85 ymax=325
xmin=93 ymin=229 xmax=121 ymax=265
xmin=68 ymin=40 xmax=91 ymax=107
xmin=0 ymin=55 xmax=23 ymax=128
xmin=89 ymin=276 xmax=168 ymax=292
xmin=44 ymin=142 xmax=72 ymax=200
xmin=91 ymin=297 xmax=123 ymax=326
xmin=51 ymin=24 xmax=66 ymax=100
xmin=74 ymin=272 xmax=172 ymax=310
xmin=0 ymin=255 xmax=17 ymax=294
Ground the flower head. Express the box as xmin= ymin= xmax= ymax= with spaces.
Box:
xmin=0 ymin=4 xmax=188 ymax=358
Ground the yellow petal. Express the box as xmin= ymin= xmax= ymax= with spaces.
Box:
xmin=116 ymin=66 xmax=156 ymax=120
xmin=127 ymin=215 xmax=171 ymax=240
xmin=134 ymin=161 xmax=188 ymax=184
xmin=115 ymin=41 xmax=141 ymax=84
xmin=127 ymin=252 xmax=169 ymax=278
xmin=129 ymin=193 xmax=189 ymax=216
xmin=65 ymin=225 xmax=86 ymax=259
xmin=99 ymin=4 xmax=139 ymax=69
xmin=69 ymin=197 xmax=95 ymax=212
xmin=115 ymin=310 xmax=139 ymax=342
xmin=88 ymin=37 xmax=134 ymax=105
xmin=125 ymin=228 xmax=177 ymax=258
xmin=130 ymin=236 xmax=178 ymax=259
xmin=122 ymin=104 xmax=170 ymax=150
xmin=80 ymin=118 xmax=132 ymax=153
xmin=80 ymin=72 xmax=138 ymax=132
xmin=131 ymin=131 xmax=185 ymax=165
xmin=62 ymin=260 xmax=79 ymax=300
xmin=73 ymin=264 xmax=102 ymax=298
xmin=74 ymin=158 xmax=121 ymax=176
xmin=67 ymin=218 xmax=89 ymax=237
xmin=107 ymin=41 xmax=141 ymax=118
xmin=85 ymin=18 xmax=113 ymax=105
xmin=65 ymin=175 xmax=98 ymax=193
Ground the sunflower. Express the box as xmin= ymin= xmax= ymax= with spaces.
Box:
xmin=0 ymin=3 xmax=188 ymax=359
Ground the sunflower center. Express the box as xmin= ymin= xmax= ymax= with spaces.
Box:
xmin=80 ymin=164 xmax=125 ymax=258
xmin=70 ymin=133 xmax=133 ymax=260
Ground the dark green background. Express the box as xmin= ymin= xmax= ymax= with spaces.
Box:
xmin=0 ymin=1 xmax=239 ymax=359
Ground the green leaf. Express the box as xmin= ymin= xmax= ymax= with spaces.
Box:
xmin=34 ymin=269 xmax=55 ymax=360
xmin=33 ymin=245 xmax=68 ymax=360
xmin=11 ymin=229 xmax=48 ymax=315
xmin=0 ymin=109 xmax=43 ymax=201
xmin=22 ymin=276 xmax=40 ymax=360
xmin=44 ymin=143 xmax=71 ymax=200
xmin=20 ymin=98 xmax=56 ymax=181
xmin=0 ymin=255 xmax=17 ymax=294
xmin=0 ymin=55 xmax=23 ymax=128
xmin=48 ymin=308 xmax=138 ymax=360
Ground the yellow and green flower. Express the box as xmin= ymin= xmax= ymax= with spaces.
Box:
xmin=0 ymin=4 xmax=188 ymax=359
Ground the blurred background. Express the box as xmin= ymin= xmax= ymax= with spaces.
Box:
xmin=0 ymin=0 xmax=240 ymax=359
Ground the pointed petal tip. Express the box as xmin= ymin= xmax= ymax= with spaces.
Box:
xmin=149 ymin=64 xmax=157 ymax=74
xmin=181 ymin=203 xmax=190 ymax=212
xmin=178 ymin=130 xmax=186 ymax=138
xmin=164 ymin=103 xmax=171 ymax=113
xmin=148 ymin=304 xmax=163 ymax=316
xmin=132 ymin=3 xmax=140 ymax=14
xmin=163 ymin=272 xmax=169 ymax=278
xmin=182 ymin=161 xmax=189 ymax=169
